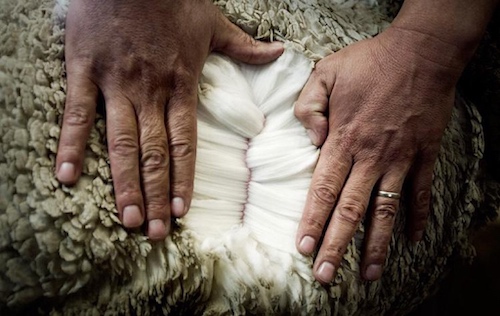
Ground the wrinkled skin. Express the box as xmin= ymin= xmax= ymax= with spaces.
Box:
xmin=295 ymin=27 xmax=462 ymax=283
xmin=56 ymin=0 xmax=283 ymax=240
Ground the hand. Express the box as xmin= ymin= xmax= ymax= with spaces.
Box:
xmin=56 ymin=0 xmax=283 ymax=240
xmin=294 ymin=27 xmax=462 ymax=283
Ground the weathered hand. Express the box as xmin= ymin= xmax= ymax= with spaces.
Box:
xmin=56 ymin=0 xmax=283 ymax=240
xmin=294 ymin=27 xmax=462 ymax=283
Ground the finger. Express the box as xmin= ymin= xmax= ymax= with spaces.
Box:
xmin=361 ymin=167 xmax=408 ymax=281
xmin=294 ymin=68 xmax=331 ymax=146
xmin=166 ymin=76 xmax=197 ymax=218
xmin=138 ymin=104 xmax=170 ymax=241
xmin=407 ymin=148 xmax=438 ymax=242
xmin=56 ymin=69 xmax=98 ymax=185
xmin=212 ymin=12 xmax=284 ymax=64
xmin=296 ymin=136 xmax=352 ymax=256
xmin=313 ymin=164 xmax=379 ymax=284
xmin=105 ymin=94 xmax=144 ymax=229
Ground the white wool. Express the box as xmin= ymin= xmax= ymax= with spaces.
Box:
xmin=183 ymin=50 xmax=318 ymax=292
xmin=199 ymin=55 xmax=265 ymax=138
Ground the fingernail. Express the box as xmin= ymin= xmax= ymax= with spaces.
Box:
xmin=413 ymin=230 xmax=424 ymax=241
xmin=122 ymin=205 xmax=143 ymax=227
xmin=365 ymin=264 xmax=383 ymax=281
xmin=171 ymin=197 xmax=185 ymax=217
xmin=57 ymin=162 xmax=76 ymax=183
xmin=317 ymin=262 xmax=335 ymax=283
xmin=148 ymin=219 xmax=168 ymax=240
xmin=299 ymin=236 xmax=316 ymax=255
xmin=306 ymin=129 xmax=318 ymax=145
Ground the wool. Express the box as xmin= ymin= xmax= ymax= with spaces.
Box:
xmin=0 ymin=0 xmax=499 ymax=315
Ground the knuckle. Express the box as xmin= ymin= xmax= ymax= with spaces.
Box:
xmin=57 ymin=139 xmax=80 ymax=157
xmin=246 ymin=35 xmax=258 ymax=48
xmin=373 ymin=204 xmax=398 ymax=221
xmin=241 ymin=34 xmax=258 ymax=58
xmin=412 ymin=194 xmax=430 ymax=220
xmin=336 ymin=200 xmax=365 ymax=225
xmin=174 ymin=69 xmax=196 ymax=93
xmin=142 ymin=176 xmax=169 ymax=205
xmin=313 ymin=67 xmax=327 ymax=81
xmin=313 ymin=60 xmax=334 ymax=81
xmin=366 ymin=244 xmax=388 ymax=262
xmin=339 ymin=131 xmax=357 ymax=151
xmin=141 ymin=144 xmax=169 ymax=170
xmin=169 ymin=138 xmax=194 ymax=159
xmin=145 ymin=203 xmax=169 ymax=221
xmin=115 ymin=188 xmax=142 ymax=204
xmin=114 ymin=180 xmax=141 ymax=198
xmin=118 ymin=54 xmax=150 ymax=77
xmin=64 ymin=104 xmax=93 ymax=127
xmin=322 ymin=244 xmax=345 ymax=262
xmin=171 ymin=179 xmax=194 ymax=196
xmin=110 ymin=134 xmax=139 ymax=157
xmin=413 ymin=190 xmax=431 ymax=209
xmin=68 ymin=57 xmax=96 ymax=77
xmin=304 ymin=215 xmax=326 ymax=234
xmin=293 ymin=102 xmax=309 ymax=119
xmin=311 ymin=181 xmax=339 ymax=207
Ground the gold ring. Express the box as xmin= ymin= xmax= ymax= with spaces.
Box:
xmin=377 ymin=190 xmax=401 ymax=199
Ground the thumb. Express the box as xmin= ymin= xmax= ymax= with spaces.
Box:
xmin=212 ymin=13 xmax=283 ymax=64
xmin=293 ymin=57 xmax=338 ymax=146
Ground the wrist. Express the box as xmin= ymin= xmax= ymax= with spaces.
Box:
xmin=388 ymin=0 xmax=498 ymax=74
xmin=382 ymin=26 xmax=467 ymax=77
xmin=375 ymin=27 xmax=465 ymax=89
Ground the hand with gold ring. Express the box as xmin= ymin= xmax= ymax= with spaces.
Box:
xmin=377 ymin=191 xmax=401 ymax=200
xmin=294 ymin=0 xmax=497 ymax=284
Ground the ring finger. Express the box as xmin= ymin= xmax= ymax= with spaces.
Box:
xmin=361 ymin=166 xmax=409 ymax=281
